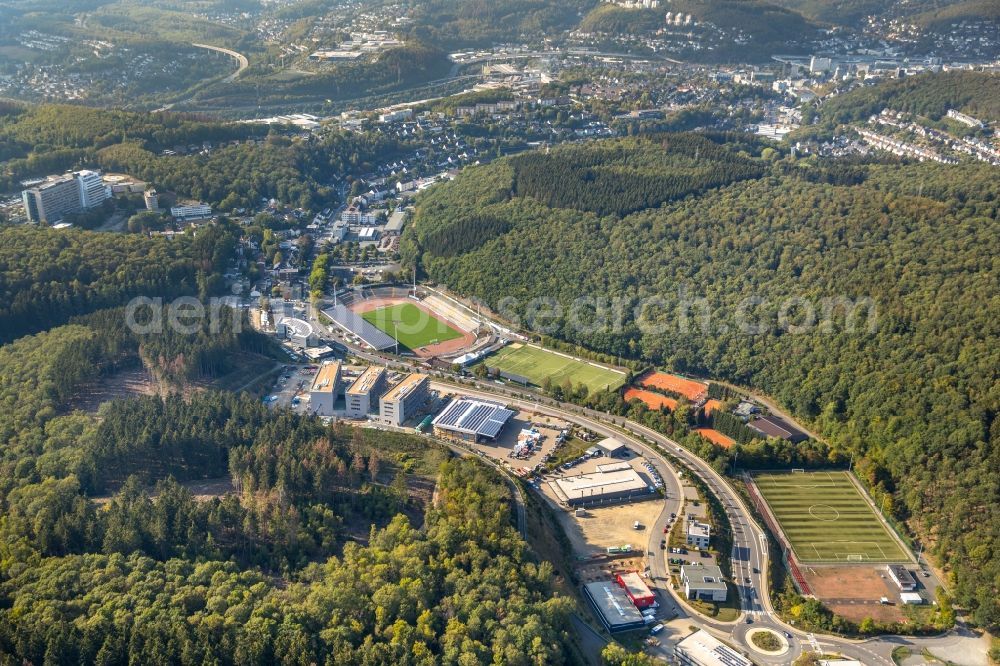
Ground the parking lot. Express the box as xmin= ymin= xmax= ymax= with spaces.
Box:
xmin=265 ymin=364 xmax=316 ymax=412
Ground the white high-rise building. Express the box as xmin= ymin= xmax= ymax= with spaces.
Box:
xmin=74 ymin=170 xmax=108 ymax=209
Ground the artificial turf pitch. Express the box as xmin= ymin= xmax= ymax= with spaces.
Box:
xmin=753 ymin=470 xmax=911 ymax=564
xmin=361 ymin=303 xmax=462 ymax=350
xmin=483 ymin=343 xmax=626 ymax=393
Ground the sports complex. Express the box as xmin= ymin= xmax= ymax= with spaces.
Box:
xmin=324 ymin=286 xmax=481 ymax=358
xmin=750 ymin=470 xmax=912 ymax=564
xmin=482 ymin=343 xmax=626 ymax=393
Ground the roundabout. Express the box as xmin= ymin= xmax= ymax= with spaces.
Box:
xmin=746 ymin=628 xmax=789 ymax=656
xmin=808 ymin=503 xmax=841 ymax=522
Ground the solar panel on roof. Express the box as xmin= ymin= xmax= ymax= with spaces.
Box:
xmin=322 ymin=305 xmax=396 ymax=350
xmin=432 ymin=398 xmax=514 ymax=438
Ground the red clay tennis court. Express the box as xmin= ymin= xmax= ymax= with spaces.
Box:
xmin=623 ymin=387 xmax=678 ymax=411
xmin=694 ymin=428 xmax=735 ymax=448
xmin=703 ymin=399 xmax=723 ymax=415
xmin=638 ymin=371 xmax=708 ymax=401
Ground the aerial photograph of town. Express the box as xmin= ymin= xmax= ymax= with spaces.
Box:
xmin=0 ymin=0 xmax=997 ymax=663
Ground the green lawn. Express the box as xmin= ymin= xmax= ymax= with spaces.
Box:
xmin=361 ymin=303 xmax=462 ymax=350
xmin=753 ymin=471 xmax=911 ymax=564
xmin=482 ymin=343 xmax=626 ymax=393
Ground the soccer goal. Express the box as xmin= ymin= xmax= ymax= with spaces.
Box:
xmin=791 ymin=468 xmax=806 ymax=474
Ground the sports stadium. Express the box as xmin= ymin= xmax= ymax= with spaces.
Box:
xmin=324 ymin=286 xmax=490 ymax=359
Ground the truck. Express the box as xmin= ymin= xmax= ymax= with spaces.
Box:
xmin=633 ymin=521 xmax=642 ymax=530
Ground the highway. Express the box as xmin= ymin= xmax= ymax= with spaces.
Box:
xmin=191 ymin=43 xmax=248 ymax=83
xmin=306 ymin=299 xmax=987 ymax=665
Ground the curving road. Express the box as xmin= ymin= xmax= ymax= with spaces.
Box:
xmin=191 ymin=43 xmax=248 ymax=83
xmin=311 ymin=302 xmax=987 ymax=665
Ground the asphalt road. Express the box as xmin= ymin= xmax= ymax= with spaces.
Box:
xmin=308 ymin=305 xmax=987 ymax=666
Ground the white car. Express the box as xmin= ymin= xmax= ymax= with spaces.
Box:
xmin=650 ymin=624 xmax=664 ymax=635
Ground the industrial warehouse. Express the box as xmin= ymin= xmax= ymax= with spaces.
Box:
xmin=582 ymin=581 xmax=647 ymax=633
xmin=549 ymin=467 xmax=654 ymax=507
xmin=431 ymin=396 xmax=516 ymax=442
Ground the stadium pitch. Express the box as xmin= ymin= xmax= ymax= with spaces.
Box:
xmin=753 ymin=470 xmax=911 ymax=564
xmin=361 ymin=302 xmax=463 ymax=350
xmin=483 ymin=344 xmax=626 ymax=393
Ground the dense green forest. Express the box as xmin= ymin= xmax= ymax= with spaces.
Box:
xmin=578 ymin=4 xmax=663 ymax=35
xmin=0 ymin=224 xmax=239 ymax=343
xmin=665 ymin=0 xmax=820 ymax=60
xmin=0 ymin=104 xmax=403 ymax=210
xmin=402 ymin=0 xmax=596 ymax=49
xmin=0 ymin=293 xmax=572 ymax=661
xmin=403 ymin=135 xmax=1000 ymax=625
xmin=818 ymin=71 xmax=1000 ymax=125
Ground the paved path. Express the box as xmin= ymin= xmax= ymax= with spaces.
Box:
xmin=312 ymin=305 xmax=988 ymax=665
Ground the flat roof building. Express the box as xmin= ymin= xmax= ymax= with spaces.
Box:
xmin=171 ymin=203 xmax=212 ymax=221
xmin=309 ymin=360 xmax=342 ymax=416
xmin=596 ymin=437 xmax=628 ymax=457
xmin=686 ymin=520 xmax=711 ymax=549
xmin=582 ymin=581 xmax=646 ymax=633
xmin=22 ymin=175 xmax=82 ymax=223
xmin=432 ymin=396 xmax=515 ymax=442
xmin=550 ymin=468 xmax=651 ymax=507
xmin=616 ymin=572 xmax=656 ymax=609
xmin=384 ymin=209 xmax=407 ymax=234
xmin=345 ymin=366 xmax=388 ymax=418
xmin=379 ymin=373 xmax=429 ymax=427
xmin=681 ymin=565 xmax=727 ymax=602
xmin=747 ymin=415 xmax=808 ymax=443
xmin=675 ymin=629 xmax=750 ymax=666
xmin=887 ymin=565 xmax=917 ymax=591
xmin=75 ymin=170 xmax=107 ymax=209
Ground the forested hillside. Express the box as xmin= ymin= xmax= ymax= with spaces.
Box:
xmin=0 ymin=104 xmax=401 ymax=209
xmin=403 ymin=136 xmax=1000 ymax=625
xmin=818 ymin=71 xmax=1000 ymax=125
xmin=0 ymin=224 xmax=240 ymax=343
xmin=403 ymin=0 xmax=596 ymax=48
xmin=0 ymin=302 xmax=572 ymax=662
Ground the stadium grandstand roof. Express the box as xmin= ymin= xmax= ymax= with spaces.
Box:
xmin=323 ymin=305 xmax=396 ymax=351
xmin=432 ymin=397 xmax=516 ymax=440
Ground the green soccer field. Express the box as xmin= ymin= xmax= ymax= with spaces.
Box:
xmin=753 ymin=471 xmax=911 ymax=564
xmin=483 ymin=344 xmax=626 ymax=393
xmin=361 ymin=303 xmax=462 ymax=350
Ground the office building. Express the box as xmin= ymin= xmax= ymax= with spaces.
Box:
xmin=345 ymin=366 xmax=388 ymax=418
xmin=170 ymin=203 xmax=213 ymax=221
xmin=22 ymin=175 xmax=82 ymax=223
xmin=20 ymin=169 xmax=111 ymax=224
xmin=309 ymin=361 xmax=342 ymax=416
xmin=681 ymin=565 xmax=728 ymax=602
xmin=75 ymin=170 xmax=107 ymax=209
xmin=686 ymin=520 xmax=711 ymax=549
xmin=144 ymin=189 xmax=160 ymax=211
xmin=379 ymin=373 xmax=429 ymax=426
